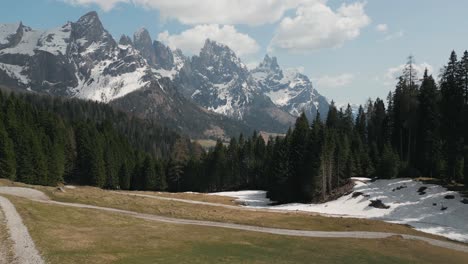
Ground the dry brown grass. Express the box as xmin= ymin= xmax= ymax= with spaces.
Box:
xmin=6 ymin=196 xmax=468 ymax=264
xmin=0 ymin=179 xmax=459 ymax=242
xmin=129 ymin=190 xmax=238 ymax=205
xmin=20 ymin=184 xmax=448 ymax=241
xmin=0 ymin=207 xmax=15 ymax=264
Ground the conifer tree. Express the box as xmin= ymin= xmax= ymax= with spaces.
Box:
xmin=0 ymin=121 xmax=16 ymax=180
xmin=440 ymin=51 xmax=465 ymax=182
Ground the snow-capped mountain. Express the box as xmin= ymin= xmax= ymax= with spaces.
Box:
xmin=0 ymin=11 xmax=152 ymax=102
xmin=0 ymin=11 xmax=327 ymax=138
xmin=0 ymin=12 xmax=250 ymax=139
xmin=252 ymin=55 xmax=329 ymax=120
xmin=174 ymin=40 xmax=295 ymax=132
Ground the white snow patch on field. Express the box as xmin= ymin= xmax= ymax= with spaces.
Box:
xmin=211 ymin=178 xmax=468 ymax=242
xmin=209 ymin=190 xmax=270 ymax=206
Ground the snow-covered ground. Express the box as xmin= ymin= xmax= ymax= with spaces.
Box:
xmin=211 ymin=178 xmax=468 ymax=242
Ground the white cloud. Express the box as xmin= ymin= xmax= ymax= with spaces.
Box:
xmin=269 ymin=1 xmax=370 ymax=52
xmin=383 ymin=62 xmax=433 ymax=86
xmin=379 ymin=30 xmax=404 ymax=42
xmin=315 ymin=73 xmax=355 ymax=89
xmin=62 ymin=0 xmax=129 ymax=12
xmin=62 ymin=0 xmax=305 ymax=25
xmin=158 ymin=24 xmax=260 ymax=57
xmin=376 ymin=23 xmax=388 ymax=33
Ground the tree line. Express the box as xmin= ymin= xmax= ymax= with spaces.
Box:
xmin=0 ymin=90 xmax=199 ymax=190
xmin=0 ymin=50 xmax=467 ymax=204
xmin=175 ymin=51 xmax=468 ymax=203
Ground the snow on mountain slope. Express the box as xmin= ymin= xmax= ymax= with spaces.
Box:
xmin=72 ymin=47 xmax=151 ymax=102
xmin=0 ymin=23 xmax=21 ymax=45
xmin=212 ymin=178 xmax=468 ymax=242
xmin=252 ymin=55 xmax=329 ymax=119
xmin=176 ymin=39 xmax=262 ymax=119
xmin=0 ymin=12 xmax=153 ymax=102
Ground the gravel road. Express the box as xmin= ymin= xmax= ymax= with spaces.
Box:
xmin=0 ymin=195 xmax=44 ymax=264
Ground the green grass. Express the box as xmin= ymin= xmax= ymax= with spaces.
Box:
xmin=8 ymin=197 xmax=468 ymax=264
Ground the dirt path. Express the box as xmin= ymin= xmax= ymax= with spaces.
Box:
xmin=0 ymin=196 xmax=44 ymax=264
xmin=0 ymin=208 xmax=14 ymax=264
xmin=1 ymin=186 xmax=468 ymax=255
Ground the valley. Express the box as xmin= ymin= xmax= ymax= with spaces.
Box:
xmin=1 ymin=2 xmax=468 ymax=263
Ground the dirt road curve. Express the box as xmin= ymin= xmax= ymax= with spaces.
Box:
xmin=1 ymin=186 xmax=468 ymax=261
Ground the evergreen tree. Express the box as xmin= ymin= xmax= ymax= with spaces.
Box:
xmin=440 ymin=51 xmax=465 ymax=182
xmin=0 ymin=121 xmax=16 ymax=180
xmin=417 ymin=70 xmax=442 ymax=177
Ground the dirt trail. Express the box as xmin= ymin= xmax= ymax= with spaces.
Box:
xmin=0 ymin=195 xmax=44 ymax=264
xmin=1 ymin=186 xmax=468 ymax=255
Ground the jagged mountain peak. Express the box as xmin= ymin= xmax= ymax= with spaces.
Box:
xmin=196 ymin=39 xmax=247 ymax=76
xmin=258 ymin=54 xmax=281 ymax=74
xmin=73 ymin=11 xmax=115 ymax=49
xmin=75 ymin=11 xmax=104 ymax=35
xmin=119 ymin=34 xmax=133 ymax=46
xmin=133 ymin=27 xmax=157 ymax=66
xmin=133 ymin=27 xmax=151 ymax=44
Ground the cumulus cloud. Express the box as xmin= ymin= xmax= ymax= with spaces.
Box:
xmin=269 ymin=1 xmax=370 ymax=52
xmin=315 ymin=73 xmax=355 ymax=88
xmin=383 ymin=63 xmax=433 ymax=86
xmin=376 ymin=24 xmax=388 ymax=33
xmin=158 ymin=24 xmax=260 ymax=57
xmin=62 ymin=0 xmax=305 ymax=25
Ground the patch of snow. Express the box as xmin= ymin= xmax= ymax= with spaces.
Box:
xmin=209 ymin=190 xmax=271 ymax=207
xmin=36 ymin=23 xmax=71 ymax=56
xmin=0 ymin=28 xmax=41 ymax=55
xmin=74 ymin=62 xmax=150 ymax=102
xmin=212 ymin=179 xmax=468 ymax=242
xmin=0 ymin=63 xmax=29 ymax=85
xmin=0 ymin=23 xmax=20 ymax=45
xmin=153 ymin=68 xmax=177 ymax=80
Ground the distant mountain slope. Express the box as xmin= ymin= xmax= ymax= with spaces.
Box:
xmin=252 ymin=55 xmax=329 ymax=120
xmin=174 ymin=40 xmax=296 ymax=132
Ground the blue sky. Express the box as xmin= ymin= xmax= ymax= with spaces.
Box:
xmin=2 ymin=0 xmax=468 ymax=105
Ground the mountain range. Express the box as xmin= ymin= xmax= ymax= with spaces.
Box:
xmin=0 ymin=11 xmax=329 ymax=138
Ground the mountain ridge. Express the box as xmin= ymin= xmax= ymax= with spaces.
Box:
xmin=0 ymin=11 xmax=329 ymax=138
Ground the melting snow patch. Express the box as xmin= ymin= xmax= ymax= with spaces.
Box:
xmin=209 ymin=190 xmax=271 ymax=206
xmin=211 ymin=178 xmax=468 ymax=242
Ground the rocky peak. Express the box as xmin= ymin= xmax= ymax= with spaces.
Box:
xmin=153 ymin=40 xmax=174 ymax=70
xmin=133 ymin=28 xmax=157 ymax=65
xmin=119 ymin=34 xmax=133 ymax=46
xmin=73 ymin=11 xmax=115 ymax=50
xmin=253 ymin=55 xmax=283 ymax=81
xmin=261 ymin=55 xmax=281 ymax=72
xmin=0 ymin=22 xmax=25 ymax=49
xmin=196 ymin=39 xmax=247 ymax=78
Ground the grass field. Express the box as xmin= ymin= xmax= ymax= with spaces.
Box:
xmin=7 ymin=196 xmax=468 ymax=264
xmin=0 ymin=179 xmax=453 ymax=241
